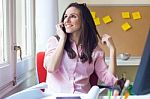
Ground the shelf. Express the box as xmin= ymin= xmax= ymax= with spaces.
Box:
xmin=105 ymin=57 xmax=141 ymax=66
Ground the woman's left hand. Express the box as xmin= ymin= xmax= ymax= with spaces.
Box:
xmin=101 ymin=34 xmax=115 ymax=50
xmin=102 ymin=34 xmax=117 ymax=75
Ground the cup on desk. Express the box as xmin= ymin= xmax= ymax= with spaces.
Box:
xmin=119 ymin=53 xmax=131 ymax=60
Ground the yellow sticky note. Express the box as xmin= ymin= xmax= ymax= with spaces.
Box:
xmin=121 ymin=22 xmax=131 ymax=31
xmin=122 ymin=12 xmax=130 ymax=19
xmin=91 ymin=12 xmax=96 ymax=19
xmin=132 ymin=11 xmax=141 ymax=20
xmin=102 ymin=16 xmax=112 ymax=24
xmin=94 ymin=17 xmax=100 ymax=26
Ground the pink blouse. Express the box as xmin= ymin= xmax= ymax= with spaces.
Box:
xmin=44 ymin=36 xmax=117 ymax=94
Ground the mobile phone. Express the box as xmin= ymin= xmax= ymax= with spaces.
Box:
xmin=62 ymin=25 xmax=66 ymax=33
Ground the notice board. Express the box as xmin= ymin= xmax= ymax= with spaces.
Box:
xmin=88 ymin=6 xmax=150 ymax=57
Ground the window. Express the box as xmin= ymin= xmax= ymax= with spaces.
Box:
xmin=0 ymin=0 xmax=35 ymax=96
xmin=0 ymin=0 xmax=3 ymax=63
xmin=16 ymin=0 xmax=32 ymax=60
xmin=0 ymin=0 xmax=7 ymax=64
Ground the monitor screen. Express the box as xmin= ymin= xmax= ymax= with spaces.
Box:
xmin=132 ymin=30 xmax=150 ymax=95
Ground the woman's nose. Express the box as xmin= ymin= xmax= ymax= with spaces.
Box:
xmin=64 ymin=17 xmax=70 ymax=23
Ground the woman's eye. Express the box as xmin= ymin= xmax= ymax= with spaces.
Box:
xmin=64 ymin=14 xmax=77 ymax=19
xmin=70 ymin=14 xmax=76 ymax=18
xmin=64 ymin=15 xmax=67 ymax=18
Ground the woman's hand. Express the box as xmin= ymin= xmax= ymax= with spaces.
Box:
xmin=56 ymin=23 xmax=67 ymax=39
xmin=101 ymin=34 xmax=116 ymax=75
xmin=45 ymin=23 xmax=67 ymax=73
xmin=101 ymin=34 xmax=116 ymax=51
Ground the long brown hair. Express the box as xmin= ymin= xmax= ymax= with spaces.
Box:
xmin=61 ymin=2 xmax=101 ymax=63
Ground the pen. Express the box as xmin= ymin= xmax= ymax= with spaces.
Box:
xmin=107 ymin=89 xmax=112 ymax=99
xmin=124 ymin=91 xmax=129 ymax=99
xmin=120 ymin=80 xmax=130 ymax=99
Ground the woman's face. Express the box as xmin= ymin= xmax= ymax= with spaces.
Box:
xmin=63 ymin=7 xmax=81 ymax=34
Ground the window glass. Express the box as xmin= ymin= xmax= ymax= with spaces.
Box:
xmin=0 ymin=0 xmax=7 ymax=64
xmin=16 ymin=0 xmax=32 ymax=60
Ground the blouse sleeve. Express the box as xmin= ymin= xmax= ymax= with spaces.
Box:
xmin=94 ymin=50 xmax=117 ymax=86
xmin=45 ymin=36 xmax=58 ymax=57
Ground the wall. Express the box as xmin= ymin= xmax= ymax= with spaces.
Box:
xmin=58 ymin=0 xmax=77 ymax=20
xmin=76 ymin=0 xmax=150 ymax=5
xmin=86 ymin=5 xmax=150 ymax=82
xmin=36 ymin=0 xmax=58 ymax=52
xmin=58 ymin=0 xmax=150 ymax=15
xmin=117 ymin=66 xmax=138 ymax=82
xmin=88 ymin=6 xmax=150 ymax=57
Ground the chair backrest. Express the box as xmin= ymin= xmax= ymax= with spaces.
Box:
xmin=90 ymin=71 xmax=98 ymax=86
xmin=37 ymin=52 xmax=47 ymax=83
xmin=36 ymin=51 xmax=98 ymax=86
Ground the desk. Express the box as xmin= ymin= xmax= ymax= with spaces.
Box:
xmin=42 ymin=95 xmax=150 ymax=99
xmin=6 ymin=88 xmax=150 ymax=99
xmin=99 ymin=95 xmax=150 ymax=99
xmin=6 ymin=83 xmax=150 ymax=99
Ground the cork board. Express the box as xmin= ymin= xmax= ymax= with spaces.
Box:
xmin=88 ymin=6 xmax=150 ymax=57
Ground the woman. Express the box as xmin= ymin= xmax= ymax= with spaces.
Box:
xmin=44 ymin=2 xmax=117 ymax=94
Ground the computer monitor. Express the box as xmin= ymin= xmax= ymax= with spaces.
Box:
xmin=132 ymin=30 xmax=150 ymax=95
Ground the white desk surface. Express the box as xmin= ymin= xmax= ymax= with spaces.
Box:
xmin=99 ymin=95 xmax=150 ymax=99
xmin=42 ymin=94 xmax=150 ymax=99
xmin=6 ymin=82 xmax=150 ymax=99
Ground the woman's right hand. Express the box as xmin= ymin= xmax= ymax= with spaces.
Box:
xmin=56 ymin=23 xmax=67 ymax=39
xmin=101 ymin=34 xmax=115 ymax=51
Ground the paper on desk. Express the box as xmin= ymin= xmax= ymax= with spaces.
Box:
xmin=42 ymin=87 xmax=105 ymax=99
